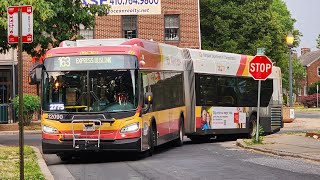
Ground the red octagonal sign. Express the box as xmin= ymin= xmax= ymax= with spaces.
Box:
xmin=249 ymin=55 xmax=273 ymax=80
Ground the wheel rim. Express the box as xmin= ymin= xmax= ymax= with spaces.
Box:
xmin=151 ymin=127 xmax=156 ymax=147
xmin=250 ymin=120 xmax=257 ymax=137
xmin=179 ymin=124 xmax=183 ymax=142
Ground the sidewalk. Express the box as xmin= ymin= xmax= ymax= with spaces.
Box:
xmin=237 ymin=117 xmax=320 ymax=163
xmin=0 ymin=121 xmax=41 ymax=135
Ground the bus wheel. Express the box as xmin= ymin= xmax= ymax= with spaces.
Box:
xmin=138 ymin=122 xmax=157 ymax=159
xmin=149 ymin=122 xmax=157 ymax=155
xmin=248 ymin=115 xmax=257 ymax=138
xmin=174 ymin=119 xmax=184 ymax=146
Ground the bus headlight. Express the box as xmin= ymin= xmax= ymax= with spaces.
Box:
xmin=42 ymin=125 xmax=59 ymax=134
xmin=120 ymin=122 xmax=139 ymax=133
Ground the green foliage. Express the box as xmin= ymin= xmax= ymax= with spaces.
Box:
xmin=12 ymin=94 xmax=40 ymax=126
xmin=317 ymin=34 xmax=320 ymax=49
xmin=251 ymin=125 xmax=264 ymax=144
xmin=0 ymin=0 xmax=110 ymax=59
xmin=0 ymin=146 xmax=45 ymax=180
xmin=279 ymin=57 xmax=306 ymax=94
xmin=308 ymin=81 xmax=320 ymax=95
xmin=200 ymin=0 xmax=304 ymax=92
xmin=283 ymin=93 xmax=288 ymax=105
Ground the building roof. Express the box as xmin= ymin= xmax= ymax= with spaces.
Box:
xmin=300 ymin=49 xmax=320 ymax=66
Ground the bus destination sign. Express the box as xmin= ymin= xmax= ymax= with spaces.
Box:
xmin=44 ymin=55 xmax=137 ymax=71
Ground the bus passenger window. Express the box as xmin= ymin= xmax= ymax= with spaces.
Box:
xmin=217 ymin=77 xmax=237 ymax=106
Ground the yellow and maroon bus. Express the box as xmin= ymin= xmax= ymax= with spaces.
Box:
xmin=34 ymin=39 xmax=186 ymax=160
xmin=30 ymin=38 xmax=283 ymax=160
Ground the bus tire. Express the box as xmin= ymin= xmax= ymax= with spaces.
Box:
xmin=174 ymin=118 xmax=184 ymax=147
xmin=248 ymin=115 xmax=257 ymax=138
xmin=149 ymin=121 xmax=157 ymax=155
xmin=137 ymin=121 xmax=157 ymax=159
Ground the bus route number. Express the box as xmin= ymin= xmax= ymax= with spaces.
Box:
xmin=59 ymin=57 xmax=71 ymax=68
xmin=48 ymin=114 xmax=63 ymax=120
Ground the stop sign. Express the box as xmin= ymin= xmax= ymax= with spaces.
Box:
xmin=249 ymin=55 xmax=273 ymax=80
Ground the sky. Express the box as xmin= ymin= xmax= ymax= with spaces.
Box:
xmin=283 ymin=0 xmax=320 ymax=54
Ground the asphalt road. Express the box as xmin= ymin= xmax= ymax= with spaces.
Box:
xmin=0 ymin=134 xmax=41 ymax=147
xmin=295 ymin=111 xmax=320 ymax=118
xmin=45 ymin=140 xmax=320 ymax=180
xmin=0 ymin=134 xmax=320 ymax=180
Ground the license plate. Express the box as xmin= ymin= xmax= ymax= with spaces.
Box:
xmin=83 ymin=123 xmax=95 ymax=131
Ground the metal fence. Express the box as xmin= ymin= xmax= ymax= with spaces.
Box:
xmin=0 ymin=103 xmax=15 ymax=124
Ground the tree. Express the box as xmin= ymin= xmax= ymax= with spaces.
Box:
xmin=0 ymin=0 xmax=109 ymax=60
xmin=317 ymin=34 xmax=320 ymax=49
xmin=308 ymin=81 xmax=320 ymax=95
xmin=279 ymin=55 xmax=306 ymax=94
xmin=200 ymin=0 xmax=303 ymax=92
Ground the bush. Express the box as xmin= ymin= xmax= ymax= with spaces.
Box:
xmin=12 ymin=94 xmax=40 ymax=126
xmin=301 ymin=94 xmax=320 ymax=108
xmin=251 ymin=125 xmax=264 ymax=144
xmin=308 ymin=81 xmax=320 ymax=95
xmin=283 ymin=94 xmax=288 ymax=105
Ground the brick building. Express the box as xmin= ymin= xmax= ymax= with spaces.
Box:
xmin=296 ymin=48 xmax=320 ymax=102
xmin=94 ymin=0 xmax=201 ymax=49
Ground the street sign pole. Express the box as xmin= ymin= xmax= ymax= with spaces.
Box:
xmin=8 ymin=5 xmax=33 ymax=179
xmin=317 ymin=85 xmax=319 ymax=108
xmin=18 ymin=8 xmax=24 ymax=180
xmin=249 ymin=50 xmax=272 ymax=142
xmin=256 ymin=80 xmax=261 ymax=142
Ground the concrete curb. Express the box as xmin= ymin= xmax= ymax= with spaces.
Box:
xmin=0 ymin=130 xmax=42 ymax=135
xmin=236 ymin=139 xmax=320 ymax=163
xmin=306 ymin=132 xmax=320 ymax=139
xmin=31 ymin=146 xmax=55 ymax=180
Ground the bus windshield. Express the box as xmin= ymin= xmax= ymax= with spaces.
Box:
xmin=42 ymin=70 xmax=138 ymax=113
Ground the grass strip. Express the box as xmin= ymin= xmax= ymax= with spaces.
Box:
xmin=0 ymin=146 xmax=45 ymax=180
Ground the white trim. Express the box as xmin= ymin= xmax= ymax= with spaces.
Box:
xmin=304 ymin=86 xmax=307 ymax=96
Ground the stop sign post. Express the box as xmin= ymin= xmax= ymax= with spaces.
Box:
xmin=249 ymin=55 xmax=273 ymax=142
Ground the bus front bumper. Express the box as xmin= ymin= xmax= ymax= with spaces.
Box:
xmin=42 ymin=138 xmax=141 ymax=154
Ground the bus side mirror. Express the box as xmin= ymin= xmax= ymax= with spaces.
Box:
xmin=144 ymin=92 xmax=153 ymax=104
xmin=28 ymin=67 xmax=42 ymax=85
xmin=142 ymin=92 xmax=153 ymax=114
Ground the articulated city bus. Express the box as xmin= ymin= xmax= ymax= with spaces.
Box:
xmin=182 ymin=49 xmax=283 ymax=141
xmin=30 ymin=38 xmax=282 ymax=160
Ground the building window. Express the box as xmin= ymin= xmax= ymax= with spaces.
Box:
xmin=164 ymin=15 xmax=180 ymax=41
xmin=122 ymin=16 xmax=137 ymax=39
xmin=318 ymin=66 xmax=320 ymax=76
xmin=79 ymin=24 xmax=94 ymax=39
